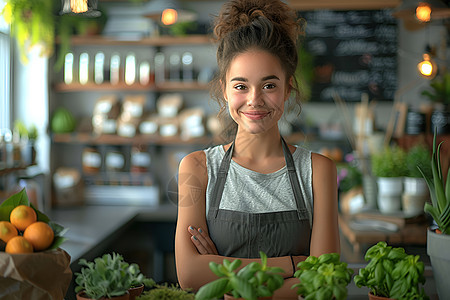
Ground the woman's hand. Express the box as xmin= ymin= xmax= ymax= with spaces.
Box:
xmin=188 ymin=226 xmax=218 ymax=255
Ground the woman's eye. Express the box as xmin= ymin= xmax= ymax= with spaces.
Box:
xmin=263 ymin=83 xmax=276 ymax=89
xmin=234 ymin=84 xmax=247 ymax=90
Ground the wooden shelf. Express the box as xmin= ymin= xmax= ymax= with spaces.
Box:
xmin=53 ymin=81 xmax=209 ymax=92
xmin=52 ymin=133 xmax=220 ymax=146
xmin=0 ymin=165 xmax=36 ymax=176
xmin=52 ymin=132 xmax=307 ymax=146
xmin=63 ymin=34 xmax=213 ymax=46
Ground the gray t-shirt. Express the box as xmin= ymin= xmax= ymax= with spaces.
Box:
xmin=204 ymin=145 xmax=313 ymax=226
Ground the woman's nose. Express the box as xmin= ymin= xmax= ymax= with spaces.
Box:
xmin=246 ymin=89 xmax=263 ymax=107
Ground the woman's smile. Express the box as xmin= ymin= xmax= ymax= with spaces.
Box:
xmin=241 ymin=110 xmax=271 ymax=120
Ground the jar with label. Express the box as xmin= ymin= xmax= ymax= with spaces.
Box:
xmin=82 ymin=147 xmax=102 ymax=174
xmin=105 ymin=150 xmax=125 ymax=172
xmin=131 ymin=147 xmax=151 ymax=173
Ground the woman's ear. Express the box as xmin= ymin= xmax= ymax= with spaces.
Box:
xmin=221 ymin=80 xmax=228 ymax=102
xmin=285 ymin=77 xmax=293 ymax=101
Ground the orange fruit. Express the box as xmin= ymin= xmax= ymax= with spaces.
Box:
xmin=23 ymin=221 xmax=54 ymax=251
xmin=10 ymin=205 xmax=37 ymax=231
xmin=0 ymin=221 xmax=18 ymax=243
xmin=5 ymin=236 xmax=34 ymax=254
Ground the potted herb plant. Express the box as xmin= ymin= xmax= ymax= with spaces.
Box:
xmin=195 ymin=251 xmax=285 ymax=300
xmin=371 ymin=146 xmax=407 ymax=214
xmin=418 ymin=131 xmax=450 ymax=299
xmin=354 ymin=241 xmax=428 ymax=300
xmin=74 ymin=252 xmax=152 ymax=300
xmin=403 ymin=144 xmax=432 ymax=216
xmin=291 ymin=253 xmax=354 ymax=300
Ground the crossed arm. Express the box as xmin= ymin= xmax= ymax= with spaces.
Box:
xmin=174 ymin=150 xmax=340 ymax=297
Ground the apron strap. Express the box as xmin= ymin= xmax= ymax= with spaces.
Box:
xmin=208 ymin=141 xmax=234 ymax=219
xmin=281 ymin=137 xmax=310 ymax=221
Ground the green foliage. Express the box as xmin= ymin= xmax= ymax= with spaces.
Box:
xmin=1 ymin=0 xmax=107 ymax=67
xmin=195 ymin=251 xmax=285 ymax=300
xmin=291 ymin=253 xmax=353 ymax=300
xmin=1 ymin=0 xmax=55 ymax=63
xmin=0 ymin=188 xmax=67 ymax=250
xmin=371 ymin=146 xmax=407 ymax=178
xmin=406 ymin=144 xmax=432 ymax=178
xmin=421 ymin=72 xmax=450 ymax=105
xmin=75 ymin=252 xmax=153 ymax=299
xmin=354 ymin=242 xmax=429 ymax=299
xmin=295 ymin=46 xmax=314 ymax=102
xmin=13 ymin=120 xmax=38 ymax=140
xmin=137 ymin=283 xmax=195 ymax=300
xmin=418 ymin=131 xmax=450 ymax=234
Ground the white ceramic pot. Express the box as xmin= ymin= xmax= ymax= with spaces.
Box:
xmin=377 ymin=177 xmax=403 ymax=214
xmin=427 ymin=229 xmax=450 ymax=299
xmin=403 ymin=177 xmax=429 ymax=196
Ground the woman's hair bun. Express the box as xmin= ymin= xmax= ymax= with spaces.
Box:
xmin=213 ymin=0 xmax=303 ymax=44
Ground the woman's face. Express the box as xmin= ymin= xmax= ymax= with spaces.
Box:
xmin=223 ymin=50 xmax=290 ymax=135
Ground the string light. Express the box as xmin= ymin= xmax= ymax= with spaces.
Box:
xmin=417 ymin=53 xmax=437 ymax=79
xmin=161 ymin=8 xmax=178 ymax=25
xmin=416 ymin=2 xmax=432 ymax=22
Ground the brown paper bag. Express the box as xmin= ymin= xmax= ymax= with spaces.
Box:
xmin=0 ymin=248 xmax=72 ymax=300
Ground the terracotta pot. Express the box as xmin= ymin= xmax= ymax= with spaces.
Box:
xmin=224 ymin=294 xmax=272 ymax=300
xmin=76 ymin=291 xmax=130 ymax=300
xmin=128 ymin=284 xmax=144 ymax=300
xmin=368 ymin=291 xmax=393 ymax=300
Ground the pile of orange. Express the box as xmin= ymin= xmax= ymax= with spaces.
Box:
xmin=0 ymin=205 xmax=54 ymax=254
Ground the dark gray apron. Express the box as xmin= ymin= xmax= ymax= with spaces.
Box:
xmin=206 ymin=137 xmax=312 ymax=258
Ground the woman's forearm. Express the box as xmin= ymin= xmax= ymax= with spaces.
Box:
xmin=176 ymin=253 xmax=299 ymax=291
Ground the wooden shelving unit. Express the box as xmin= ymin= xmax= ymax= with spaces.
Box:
xmin=53 ymin=81 xmax=209 ymax=92
xmin=61 ymin=34 xmax=212 ymax=46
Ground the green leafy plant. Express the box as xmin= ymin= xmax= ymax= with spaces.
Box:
xmin=406 ymin=144 xmax=432 ymax=178
xmin=418 ymin=132 xmax=450 ymax=234
xmin=1 ymin=0 xmax=107 ymax=68
xmin=137 ymin=283 xmax=195 ymax=300
xmin=1 ymin=0 xmax=55 ymax=63
xmin=0 ymin=188 xmax=67 ymax=250
xmin=371 ymin=146 xmax=407 ymax=178
xmin=195 ymin=251 xmax=285 ymax=300
xmin=354 ymin=241 xmax=429 ymax=299
xmin=421 ymin=72 xmax=450 ymax=105
xmin=75 ymin=252 xmax=153 ymax=299
xmin=291 ymin=253 xmax=353 ymax=300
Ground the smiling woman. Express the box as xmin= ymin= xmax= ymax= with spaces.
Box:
xmin=175 ymin=0 xmax=340 ymax=298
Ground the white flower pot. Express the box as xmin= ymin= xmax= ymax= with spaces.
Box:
xmin=403 ymin=177 xmax=429 ymax=196
xmin=377 ymin=177 xmax=403 ymax=214
xmin=402 ymin=177 xmax=430 ymax=216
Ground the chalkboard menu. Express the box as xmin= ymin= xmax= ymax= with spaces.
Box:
xmin=299 ymin=9 xmax=398 ymax=102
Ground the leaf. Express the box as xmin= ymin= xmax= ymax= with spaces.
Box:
xmin=229 ymin=259 xmax=242 ymax=272
xmin=195 ymin=277 xmax=229 ymax=300
xmin=209 ymin=262 xmax=224 ymax=277
xmin=230 ymin=276 xmax=256 ymax=300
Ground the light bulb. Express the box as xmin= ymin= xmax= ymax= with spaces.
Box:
xmin=161 ymin=8 xmax=178 ymax=25
xmin=417 ymin=53 xmax=437 ymax=79
xmin=416 ymin=3 xmax=432 ymax=22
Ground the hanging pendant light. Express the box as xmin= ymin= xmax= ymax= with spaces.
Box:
xmin=60 ymin=0 xmax=101 ymax=17
xmin=417 ymin=53 xmax=438 ymax=79
xmin=393 ymin=0 xmax=450 ymax=22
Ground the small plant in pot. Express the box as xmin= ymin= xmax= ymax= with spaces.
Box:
xmin=354 ymin=241 xmax=428 ymax=300
xmin=195 ymin=251 xmax=285 ymax=300
xmin=371 ymin=146 xmax=407 ymax=213
xmin=418 ymin=131 xmax=450 ymax=299
xmin=75 ymin=252 xmax=153 ymax=300
xmin=136 ymin=283 xmax=195 ymax=300
xmin=291 ymin=253 xmax=354 ymax=300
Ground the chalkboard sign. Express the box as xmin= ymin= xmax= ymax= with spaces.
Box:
xmin=299 ymin=9 xmax=398 ymax=102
